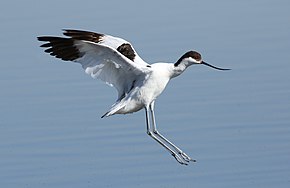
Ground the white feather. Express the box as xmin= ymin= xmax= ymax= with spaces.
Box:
xmin=73 ymin=40 xmax=151 ymax=100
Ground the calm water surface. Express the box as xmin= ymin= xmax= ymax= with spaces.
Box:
xmin=0 ymin=0 xmax=289 ymax=187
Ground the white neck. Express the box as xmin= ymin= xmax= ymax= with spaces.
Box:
xmin=171 ymin=59 xmax=192 ymax=78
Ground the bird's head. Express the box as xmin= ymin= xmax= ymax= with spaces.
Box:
xmin=174 ymin=51 xmax=230 ymax=71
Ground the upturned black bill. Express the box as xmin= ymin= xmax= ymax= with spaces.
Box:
xmin=201 ymin=61 xmax=231 ymax=71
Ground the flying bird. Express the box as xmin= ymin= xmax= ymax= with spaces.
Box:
xmin=37 ymin=29 xmax=230 ymax=165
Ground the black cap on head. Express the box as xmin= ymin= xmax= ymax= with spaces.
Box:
xmin=174 ymin=51 xmax=201 ymax=66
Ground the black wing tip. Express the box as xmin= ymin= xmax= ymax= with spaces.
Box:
xmin=37 ymin=36 xmax=66 ymax=42
xmin=37 ymin=35 xmax=81 ymax=61
xmin=37 ymin=36 xmax=69 ymax=48
xmin=37 ymin=36 xmax=53 ymax=42
xmin=37 ymin=36 xmax=53 ymax=48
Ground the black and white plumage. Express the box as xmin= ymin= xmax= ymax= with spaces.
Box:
xmin=38 ymin=29 xmax=230 ymax=165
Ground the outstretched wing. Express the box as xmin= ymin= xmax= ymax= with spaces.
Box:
xmin=63 ymin=29 xmax=148 ymax=66
xmin=37 ymin=29 xmax=151 ymax=101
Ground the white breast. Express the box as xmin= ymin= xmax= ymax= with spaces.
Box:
xmin=140 ymin=63 xmax=172 ymax=103
xmin=105 ymin=63 xmax=172 ymax=115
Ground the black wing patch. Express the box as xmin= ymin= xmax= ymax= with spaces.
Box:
xmin=37 ymin=36 xmax=82 ymax=61
xmin=116 ymin=43 xmax=136 ymax=62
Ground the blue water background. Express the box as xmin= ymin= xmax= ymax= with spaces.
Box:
xmin=0 ymin=0 xmax=289 ymax=187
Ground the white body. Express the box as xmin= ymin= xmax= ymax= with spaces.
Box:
xmin=108 ymin=63 xmax=173 ymax=115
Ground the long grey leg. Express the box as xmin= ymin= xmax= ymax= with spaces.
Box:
xmin=145 ymin=107 xmax=188 ymax=165
xmin=149 ymin=101 xmax=196 ymax=163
